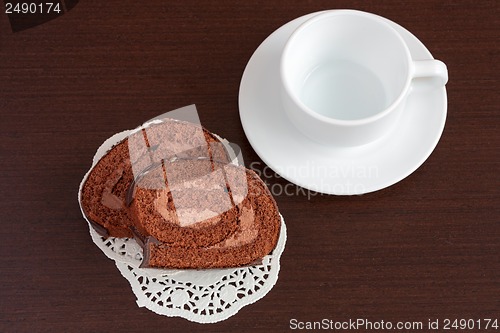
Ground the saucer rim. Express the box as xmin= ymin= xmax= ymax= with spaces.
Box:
xmin=238 ymin=10 xmax=447 ymax=195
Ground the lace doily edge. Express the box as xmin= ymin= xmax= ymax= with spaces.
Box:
xmin=115 ymin=221 xmax=287 ymax=323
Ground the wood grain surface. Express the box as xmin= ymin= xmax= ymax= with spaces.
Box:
xmin=0 ymin=1 xmax=498 ymax=332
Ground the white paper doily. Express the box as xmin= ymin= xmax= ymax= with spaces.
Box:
xmin=78 ymin=116 xmax=287 ymax=322
xmin=115 ymin=218 xmax=286 ymax=323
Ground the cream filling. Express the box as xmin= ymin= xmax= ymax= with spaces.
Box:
xmin=209 ymin=206 xmax=257 ymax=248
xmin=154 ymin=190 xmax=231 ymax=228
xmin=224 ymin=165 xmax=248 ymax=206
xmin=101 ymin=168 xmax=125 ymax=210
xmin=168 ymin=170 xmax=223 ymax=191
xmin=154 ymin=191 xmax=178 ymax=224
xmin=162 ymin=169 xmax=233 ymax=227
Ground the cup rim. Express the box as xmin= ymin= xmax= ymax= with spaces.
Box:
xmin=280 ymin=9 xmax=413 ymax=126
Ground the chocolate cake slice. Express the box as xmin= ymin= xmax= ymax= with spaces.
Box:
xmin=136 ymin=162 xmax=281 ymax=269
xmin=80 ymin=139 xmax=135 ymax=237
xmin=130 ymin=159 xmax=241 ymax=248
xmin=80 ymin=119 xmax=229 ymax=238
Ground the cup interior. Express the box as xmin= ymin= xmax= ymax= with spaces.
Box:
xmin=282 ymin=11 xmax=410 ymax=121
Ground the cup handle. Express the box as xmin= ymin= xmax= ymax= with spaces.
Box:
xmin=412 ymin=60 xmax=448 ymax=86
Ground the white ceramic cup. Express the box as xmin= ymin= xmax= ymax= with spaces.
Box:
xmin=280 ymin=10 xmax=448 ymax=147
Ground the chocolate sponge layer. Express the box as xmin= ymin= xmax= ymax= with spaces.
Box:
xmin=80 ymin=119 xmax=226 ymax=238
xmin=141 ymin=165 xmax=281 ymax=269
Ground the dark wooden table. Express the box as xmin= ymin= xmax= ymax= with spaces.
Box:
xmin=1 ymin=1 xmax=498 ymax=332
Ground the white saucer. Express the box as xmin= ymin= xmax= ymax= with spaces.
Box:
xmin=238 ymin=11 xmax=447 ymax=195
